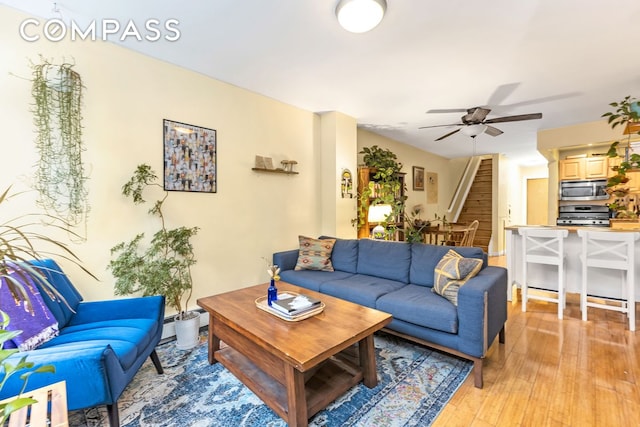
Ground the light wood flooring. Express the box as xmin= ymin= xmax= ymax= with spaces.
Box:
xmin=433 ymin=255 xmax=640 ymax=427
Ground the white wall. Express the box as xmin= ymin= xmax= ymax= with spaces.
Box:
xmin=0 ymin=7 xmax=327 ymax=313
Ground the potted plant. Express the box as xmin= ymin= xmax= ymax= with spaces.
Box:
xmin=404 ymin=204 xmax=430 ymax=243
xmin=0 ymin=185 xmax=91 ymax=421
xmin=603 ymin=96 xmax=640 ymax=218
xmin=108 ymin=164 xmax=200 ymax=350
xmin=357 ymin=145 xmax=407 ymax=237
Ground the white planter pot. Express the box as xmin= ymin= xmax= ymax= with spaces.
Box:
xmin=174 ymin=311 xmax=200 ymax=350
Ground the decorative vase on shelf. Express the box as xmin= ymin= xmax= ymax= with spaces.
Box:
xmin=267 ymin=279 xmax=278 ymax=306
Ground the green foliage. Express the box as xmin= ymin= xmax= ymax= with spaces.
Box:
xmin=602 ymin=96 xmax=640 ymax=216
xmin=0 ymin=313 xmax=55 ymax=425
xmin=0 ymin=186 xmax=92 ymax=309
xmin=357 ymin=146 xmax=407 ymax=234
xmin=109 ymin=165 xmax=199 ymax=317
xmin=30 ymin=57 xmax=88 ymax=228
xmin=404 ymin=205 xmax=430 ymax=243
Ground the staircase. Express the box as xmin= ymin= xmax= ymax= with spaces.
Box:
xmin=456 ymin=158 xmax=492 ymax=253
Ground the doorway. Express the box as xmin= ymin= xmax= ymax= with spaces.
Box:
xmin=526 ymin=178 xmax=549 ymax=225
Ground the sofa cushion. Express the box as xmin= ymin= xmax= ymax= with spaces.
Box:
xmin=409 ymin=243 xmax=484 ymax=287
xmin=357 ymin=239 xmax=411 ymax=283
xmin=39 ymin=318 xmax=157 ymax=370
xmin=279 ymin=270 xmax=354 ymax=292
xmin=376 ymin=284 xmax=459 ymax=334
xmin=320 ymin=236 xmax=358 ymax=273
xmin=433 ymin=249 xmax=483 ymax=306
xmin=295 ymin=236 xmax=336 ymax=271
xmin=319 ymin=274 xmax=406 ymax=308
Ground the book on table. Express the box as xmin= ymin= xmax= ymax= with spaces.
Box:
xmin=271 ymin=293 xmax=321 ymax=316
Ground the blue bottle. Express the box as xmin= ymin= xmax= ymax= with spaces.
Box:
xmin=267 ymin=279 xmax=278 ymax=306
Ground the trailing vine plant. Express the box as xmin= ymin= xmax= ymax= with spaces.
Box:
xmin=357 ymin=145 xmax=407 ymax=237
xmin=30 ymin=57 xmax=89 ymax=229
xmin=602 ymin=96 xmax=640 ymax=217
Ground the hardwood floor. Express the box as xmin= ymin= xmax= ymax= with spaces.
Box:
xmin=433 ymin=255 xmax=640 ymax=427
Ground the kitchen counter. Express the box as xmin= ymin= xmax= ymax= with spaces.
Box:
xmin=505 ymin=226 xmax=640 ymax=302
xmin=506 ymin=224 xmax=640 ymax=233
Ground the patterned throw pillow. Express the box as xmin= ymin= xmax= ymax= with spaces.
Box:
xmin=294 ymin=236 xmax=336 ymax=271
xmin=432 ymin=249 xmax=483 ymax=306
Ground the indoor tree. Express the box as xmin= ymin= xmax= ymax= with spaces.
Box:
xmin=108 ymin=164 xmax=199 ymax=320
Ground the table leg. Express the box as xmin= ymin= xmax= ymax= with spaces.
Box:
xmin=284 ymin=364 xmax=307 ymax=427
xmin=208 ymin=317 xmax=220 ymax=365
xmin=359 ymin=334 xmax=377 ymax=388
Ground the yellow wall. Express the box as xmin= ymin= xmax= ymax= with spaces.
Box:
xmin=0 ymin=7 xmax=329 ymax=312
xmin=1 ymin=6 xmax=470 ymax=314
xmin=356 ymin=129 xmax=464 ymax=222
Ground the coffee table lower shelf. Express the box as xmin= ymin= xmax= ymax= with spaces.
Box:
xmin=215 ymin=346 xmax=363 ymax=422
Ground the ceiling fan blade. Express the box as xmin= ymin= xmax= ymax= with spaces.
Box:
xmin=486 ymin=83 xmax=521 ymax=106
xmin=484 ymin=125 xmax=503 ymax=137
xmin=435 ymin=128 xmax=462 ymax=141
xmin=483 ymin=113 xmax=542 ymax=124
xmin=499 ymin=92 xmax=581 ymax=109
xmin=467 ymin=107 xmax=491 ymax=123
xmin=426 ymin=108 xmax=467 ymax=114
xmin=418 ymin=123 xmax=463 ymax=129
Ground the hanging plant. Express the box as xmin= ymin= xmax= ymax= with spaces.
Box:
xmin=30 ymin=57 xmax=89 ymax=227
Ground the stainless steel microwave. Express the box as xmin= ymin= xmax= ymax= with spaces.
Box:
xmin=559 ymin=179 xmax=609 ymax=201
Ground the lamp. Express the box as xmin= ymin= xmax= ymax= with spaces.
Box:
xmin=335 ymin=0 xmax=387 ymax=33
xmin=461 ymin=124 xmax=487 ymax=138
xmin=368 ymin=204 xmax=392 ymax=239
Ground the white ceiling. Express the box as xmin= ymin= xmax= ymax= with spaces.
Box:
xmin=4 ymin=0 xmax=640 ymax=165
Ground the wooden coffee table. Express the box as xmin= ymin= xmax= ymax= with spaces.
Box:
xmin=197 ymin=282 xmax=392 ymax=427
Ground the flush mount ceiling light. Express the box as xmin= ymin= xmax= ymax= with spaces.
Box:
xmin=335 ymin=0 xmax=387 ymax=33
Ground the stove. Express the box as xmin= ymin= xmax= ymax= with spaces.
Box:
xmin=556 ymin=205 xmax=610 ymax=227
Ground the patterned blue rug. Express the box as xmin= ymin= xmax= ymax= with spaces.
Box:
xmin=69 ymin=332 xmax=471 ymax=426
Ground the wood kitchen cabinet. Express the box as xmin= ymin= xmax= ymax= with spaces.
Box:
xmin=559 ymin=157 xmax=608 ymax=180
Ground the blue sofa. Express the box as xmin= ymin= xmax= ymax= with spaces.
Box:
xmin=0 ymin=259 xmax=165 ymax=426
xmin=273 ymin=237 xmax=508 ymax=388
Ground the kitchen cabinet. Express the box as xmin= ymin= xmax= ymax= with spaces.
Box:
xmin=559 ymin=157 xmax=608 ymax=180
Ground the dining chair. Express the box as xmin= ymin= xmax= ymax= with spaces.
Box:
xmin=459 ymin=220 xmax=480 ymax=247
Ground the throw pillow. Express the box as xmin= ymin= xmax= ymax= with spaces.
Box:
xmin=432 ymin=249 xmax=483 ymax=306
xmin=0 ymin=268 xmax=59 ymax=351
xmin=294 ymin=236 xmax=336 ymax=271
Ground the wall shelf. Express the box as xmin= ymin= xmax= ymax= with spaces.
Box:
xmin=251 ymin=168 xmax=299 ymax=175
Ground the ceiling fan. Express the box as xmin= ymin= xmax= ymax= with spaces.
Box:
xmin=419 ymin=107 xmax=542 ymax=141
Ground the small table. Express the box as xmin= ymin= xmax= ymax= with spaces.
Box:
xmin=197 ymin=282 xmax=392 ymax=427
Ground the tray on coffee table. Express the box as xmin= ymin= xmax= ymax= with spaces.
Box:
xmin=255 ymin=291 xmax=324 ymax=321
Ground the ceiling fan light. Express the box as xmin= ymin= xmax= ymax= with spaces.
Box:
xmin=461 ymin=124 xmax=487 ymax=137
xmin=336 ymin=0 xmax=387 ymax=33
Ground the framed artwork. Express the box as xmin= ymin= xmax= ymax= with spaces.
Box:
xmin=427 ymin=172 xmax=438 ymax=203
xmin=413 ymin=166 xmax=425 ymax=191
xmin=163 ymin=119 xmax=217 ymax=193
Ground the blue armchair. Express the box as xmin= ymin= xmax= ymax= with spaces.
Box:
xmin=0 ymin=259 xmax=165 ymax=426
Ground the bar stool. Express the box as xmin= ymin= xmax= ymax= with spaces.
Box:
xmin=576 ymin=230 xmax=639 ymax=331
xmin=518 ymin=228 xmax=569 ymax=319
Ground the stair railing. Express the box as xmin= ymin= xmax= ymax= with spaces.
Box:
xmin=447 ymin=156 xmax=483 ymax=222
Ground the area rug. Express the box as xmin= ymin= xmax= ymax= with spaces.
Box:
xmin=68 ymin=332 xmax=471 ymax=427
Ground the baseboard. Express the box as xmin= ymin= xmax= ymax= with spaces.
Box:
xmin=161 ymin=308 xmax=209 ymax=340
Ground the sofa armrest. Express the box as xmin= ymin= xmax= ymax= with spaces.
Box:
xmin=273 ymin=249 xmax=299 ymax=271
xmin=0 ymin=344 xmax=121 ymax=410
xmin=455 ymin=266 xmax=508 ymax=358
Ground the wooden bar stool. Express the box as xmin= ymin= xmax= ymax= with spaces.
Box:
xmin=576 ymin=230 xmax=639 ymax=331
xmin=518 ymin=228 xmax=569 ymax=319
